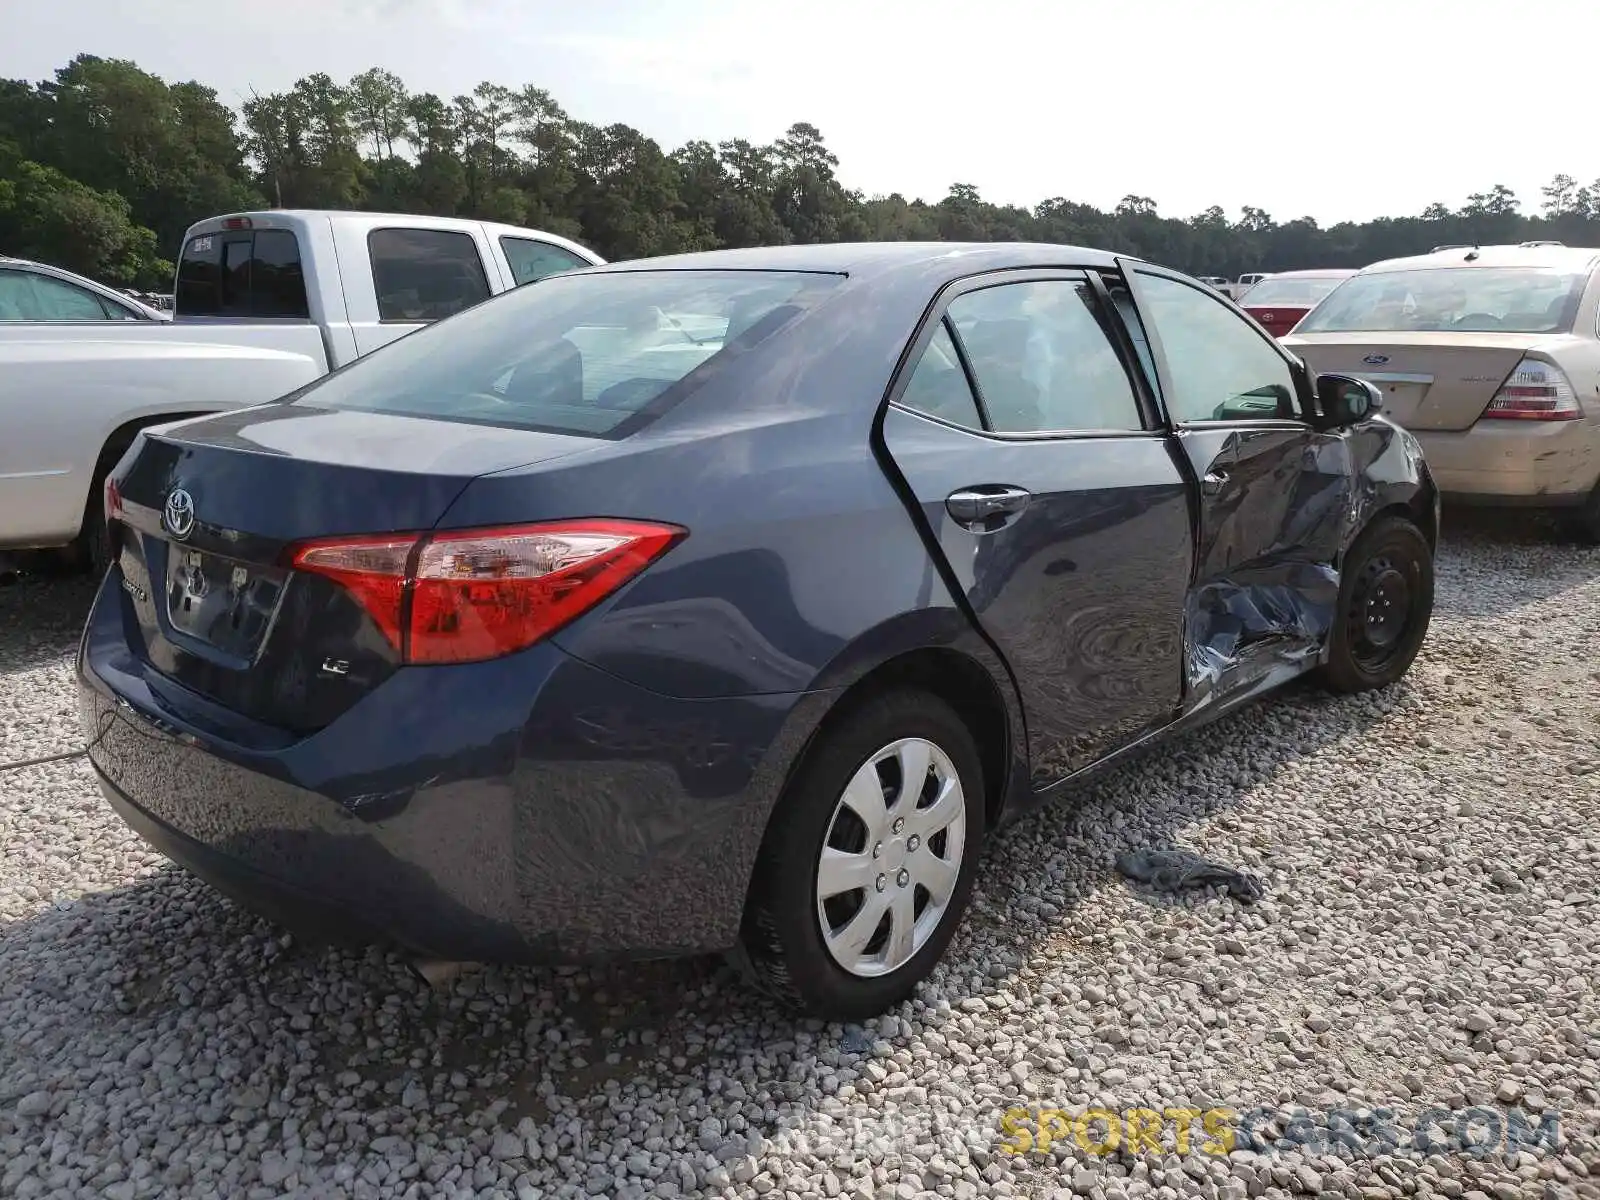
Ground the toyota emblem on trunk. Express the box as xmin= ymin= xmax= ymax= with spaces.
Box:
xmin=163 ymin=488 xmax=196 ymax=540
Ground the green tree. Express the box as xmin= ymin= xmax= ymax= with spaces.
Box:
xmin=13 ymin=53 xmax=1600 ymax=285
xmin=0 ymin=145 xmax=167 ymax=284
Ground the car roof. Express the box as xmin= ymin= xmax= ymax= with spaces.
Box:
xmin=1254 ymin=268 xmax=1357 ymax=280
xmin=581 ymin=241 xmax=1130 ymax=280
xmin=1361 ymin=244 xmax=1600 ymax=274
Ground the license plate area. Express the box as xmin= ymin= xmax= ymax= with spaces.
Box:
xmin=1353 ymin=373 xmax=1431 ymax=424
xmin=164 ymin=546 xmax=287 ymax=661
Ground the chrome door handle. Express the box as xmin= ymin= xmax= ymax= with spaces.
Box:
xmin=1201 ymin=470 xmax=1230 ymax=496
xmin=946 ymin=485 xmax=1032 ymax=528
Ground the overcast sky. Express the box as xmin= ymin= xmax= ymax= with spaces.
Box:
xmin=7 ymin=0 xmax=1599 ymax=225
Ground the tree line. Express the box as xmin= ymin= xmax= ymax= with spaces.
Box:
xmin=5 ymin=54 xmax=1600 ymax=290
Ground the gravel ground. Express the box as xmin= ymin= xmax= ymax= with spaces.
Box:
xmin=1 ymin=515 xmax=1598 ymax=1200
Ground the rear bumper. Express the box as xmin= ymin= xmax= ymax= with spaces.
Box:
xmin=80 ymin=573 xmax=831 ymax=963
xmin=1412 ymin=419 xmax=1600 ymax=505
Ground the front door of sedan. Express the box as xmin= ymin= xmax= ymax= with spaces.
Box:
xmin=879 ymin=271 xmax=1195 ymax=789
xmin=1113 ymin=261 xmax=1356 ymax=705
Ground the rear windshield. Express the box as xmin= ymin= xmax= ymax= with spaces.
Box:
xmin=291 ymin=269 xmax=843 ymax=438
xmin=176 ymin=228 xmax=309 ymax=318
xmin=1295 ymin=266 xmax=1587 ymax=334
xmin=1240 ymin=276 xmax=1349 ymax=307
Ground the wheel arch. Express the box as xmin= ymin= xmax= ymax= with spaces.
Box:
xmin=759 ymin=611 xmax=1031 ymax=859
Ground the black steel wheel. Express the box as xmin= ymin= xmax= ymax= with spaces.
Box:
xmin=1318 ymin=516 xmax=1433 ymax=693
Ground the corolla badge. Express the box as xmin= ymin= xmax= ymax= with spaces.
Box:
xmin=162 ymin=487 xmax=196 ymax=540
xmin=1362 ymin=354 xmax=1390 ymax=365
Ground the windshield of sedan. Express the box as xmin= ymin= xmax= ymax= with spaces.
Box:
xmin=1294 ymin=266 xmax=1587 ymax=334
xmin=293 ymin=269 xmax=843 ymax=437
xmin=1239 ymin=276 xmax=1349 ymax=308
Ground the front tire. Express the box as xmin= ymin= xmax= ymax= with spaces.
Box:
xmin=1318 ymin=516 xmax=1434 ymax=693
xmin=738 ymin=689 xmax=986 ymax=1020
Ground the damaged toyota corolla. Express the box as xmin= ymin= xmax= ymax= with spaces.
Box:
xmin=79 ymin=243 xmax=1438 ymax=1019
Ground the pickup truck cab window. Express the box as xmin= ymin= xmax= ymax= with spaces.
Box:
xmin=369 ymin=228 xmax=492 ymax=322
xmin=500 ymin=237 xmax=591 ymax=286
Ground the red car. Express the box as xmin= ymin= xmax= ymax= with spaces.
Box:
xmin=1238 ymin=269 xmax=1357 ymax=337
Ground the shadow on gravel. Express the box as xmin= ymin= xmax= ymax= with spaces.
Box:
xmin=1431 ymin=506 xmax=1600 ymax=620
xmin=0 ymin=572 xmax=96 ymax=676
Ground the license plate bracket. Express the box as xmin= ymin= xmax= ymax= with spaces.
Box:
xmin=164 ymin=545 xmax=286 ymax=660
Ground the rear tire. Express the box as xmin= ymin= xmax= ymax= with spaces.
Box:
xmin=80 ymin=448 xmax=127 ymax=579
xmin=1317 ymin=516 xmax=1434 ymax=693
xmin=84 ymin=488 xmax=112 ymax=578
xmin=737 ymin=689 xmax=985 ymax=1020
xmin=1558 ymin=486 xmax=1600 ymax=546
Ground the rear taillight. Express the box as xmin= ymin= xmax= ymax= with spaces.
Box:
xmin=289 ymin=520 xmax=684 ymax=665
xmin=103 ymin=476 xmax=123 ymax=523
xmin=1481 ymin=359 xmax=1582 ymax=421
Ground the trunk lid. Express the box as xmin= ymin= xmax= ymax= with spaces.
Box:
xmin=1283 ymin=332 xmax=1567 ymax=431
xmin=109 ymin=403 xmax=595 ymax=731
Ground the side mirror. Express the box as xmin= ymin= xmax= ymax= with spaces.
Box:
xmin=1316 ymin=373 xmax=1383 ymax=426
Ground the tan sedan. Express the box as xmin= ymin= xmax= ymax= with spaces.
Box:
xmin=1284 ymin=244 xmax=1600 ymax=541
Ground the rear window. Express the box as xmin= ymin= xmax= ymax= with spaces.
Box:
xmin=500 ymin=237 xmax=591 ymax=286
xmin=1295 ymin=266 xmax=1588 ymax=334
xmin=292 ymin=269 xmax=843 ymax=438
xmin=370 ymin=228 xmax=491 ymax=321
xmin=177 ymin=229 xmax=309 ymax=318
xmin=1240 ymin=276 xmax=1349 ymax=307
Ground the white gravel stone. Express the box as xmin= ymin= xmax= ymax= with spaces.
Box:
xmin=3 ymin=524 xmax=1600 ymax=1200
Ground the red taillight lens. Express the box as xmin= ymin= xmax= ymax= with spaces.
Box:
xmin=289 ymin=520 xmax=684 ymax=666
xmin=104 ymin=476 xmax=124 ymax=522
xmin=290 ymin=537 xmax=417 ymax=649
xmin=1480 ymin=358 xmax=1582 ymax=421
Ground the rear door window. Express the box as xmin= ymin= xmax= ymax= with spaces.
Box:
xmin=946 ymin=279 xmax=1145 ymax=433
xmin=177 ymin=229 xmax=309 ymax=318
xmin=369 ymin=228 xmax=492 ymax=322
xmin=500 ymin=237 xmax=590 ymax=286
xmin=896 ymin=322 xmax=985 ymax=428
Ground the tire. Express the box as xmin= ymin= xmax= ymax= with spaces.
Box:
xmin=79 ymin=450 xmax=126 ymax=579
xmin=737 ymin=688 xmax=986 ymax=1020
xmin=84 ymin=484 xmax=113 ymax=578
xmin=1558 ymin=486 xmax=1600 ymax=546
xmin=1317 ymin=516 xmax=1434 ymax=694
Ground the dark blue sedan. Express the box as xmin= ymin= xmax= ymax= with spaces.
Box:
xmin=80 ymin=243 xmax=1437 ymax=1018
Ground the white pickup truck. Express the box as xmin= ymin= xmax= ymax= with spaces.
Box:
xmin=0 ymin=209 xmax=602 ymax=571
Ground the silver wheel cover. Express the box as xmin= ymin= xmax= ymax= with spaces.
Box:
xmin=814 ymin=737 xmax=967 ymax=978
